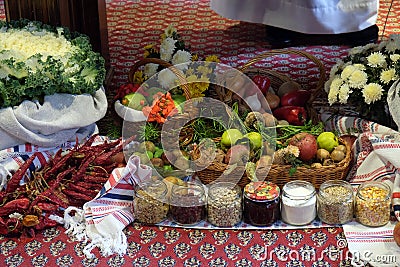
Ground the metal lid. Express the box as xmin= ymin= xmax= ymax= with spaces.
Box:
xmin=244 ymin=181 xmax=280 ymax=201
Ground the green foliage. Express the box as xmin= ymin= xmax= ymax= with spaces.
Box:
xmin=0 ymin=19 xmax=106 ymax=108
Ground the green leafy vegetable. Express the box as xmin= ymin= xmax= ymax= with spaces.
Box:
xmin=0 ymin=19 xmax=106 ymax=108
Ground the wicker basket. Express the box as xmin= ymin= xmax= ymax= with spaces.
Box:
xmin=119 ymin=57 xmax=199 ymax=145
xmin=213 ymin=49 xmax=326 ymax=123
xmin=192 ymin=50 xmax=354 ymax=189
xmin=193 ymin=137 xmax=352 ymax=189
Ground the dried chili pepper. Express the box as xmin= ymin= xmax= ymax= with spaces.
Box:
xmin=63 ymin=189 xmax=93 ymax=202
xmin=67 ymin=183 xmax=99 ymax=198
xmin=6 ymin=153 xmax=39 ymax=193
xmin=0 ymin=197 xmax=30 ymax=216
xmin=34 ymin=214 xmax=58 ymax=231
xmin=36 ymin=202 xmax=58 ymax=212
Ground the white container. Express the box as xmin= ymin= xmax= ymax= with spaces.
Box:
xmin=281 ymin=180 xmax=316 ymax=225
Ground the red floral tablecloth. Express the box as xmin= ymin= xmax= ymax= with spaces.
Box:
xmin=0 ymin=224 xmax=352 ymax=267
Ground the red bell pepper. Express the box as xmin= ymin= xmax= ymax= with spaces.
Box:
xmin=280 ymin=89 xmax=311 ymax=107
xmin=251 ymin=75 xmax=271 ymax=94
xmin=273 ymin=105 xmax=307 ymax=126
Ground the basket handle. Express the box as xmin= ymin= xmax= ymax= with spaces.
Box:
xmin=127 ymin=57 xmax=191 ymax=100
xmin=238 ymin=49 xmax=326 ymax=104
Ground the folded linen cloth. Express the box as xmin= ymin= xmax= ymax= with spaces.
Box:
xmin=64 ymin=155 xmax=152 ymax=258
xmin=343 ymin=221 xmax=400 ymax=267
xmin=0 ymin=87 xmax=107 ymax=150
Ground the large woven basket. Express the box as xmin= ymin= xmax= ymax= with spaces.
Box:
xmin=193 ymin=136 xmax=352 ymax=189
xmin=193 ymin=50 xmax=353 ymax=189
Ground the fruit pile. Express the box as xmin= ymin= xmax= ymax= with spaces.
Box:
xmin=251 ymin=75 xmax=312 ymax=126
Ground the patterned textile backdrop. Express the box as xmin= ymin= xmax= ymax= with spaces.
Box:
xmin=105 ymin=0 xmax=399 ymax=90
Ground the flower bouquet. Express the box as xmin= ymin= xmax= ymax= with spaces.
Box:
xmin=0 ymin=19 xmax=108 ymax=149
xmin=325 ymin=35 xmax=400 ymax=129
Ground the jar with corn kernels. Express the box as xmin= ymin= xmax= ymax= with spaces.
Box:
xmin=355 ymin=181 xmax=391 ymax=227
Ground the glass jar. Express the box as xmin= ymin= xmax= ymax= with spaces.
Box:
xmin=207 ymin=182 xmax=242 ymax=227
xmin=243 ymin=181 xmax=280 ymax=226
xmin=170 ymin=181 xmax=206 ymax=226
xmin=317 ymin=180 xmax=354 ymax=225
xmin=281 ymin=180 xmax=316 ymax=225
xmin=133 ymin=180 xmax=169 ymax=225
xmin=355 ymin=181 xmax=391 ymax=227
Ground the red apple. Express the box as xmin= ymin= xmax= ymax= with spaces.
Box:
xmin=289 ymin=132 xmax=318 ymax=161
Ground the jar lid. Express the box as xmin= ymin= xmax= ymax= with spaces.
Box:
xmin=244 ymin=181 xmax=280 ymax=201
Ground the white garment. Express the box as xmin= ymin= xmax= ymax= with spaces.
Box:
xmin=210 ymin=0 xmax=379 ymax=34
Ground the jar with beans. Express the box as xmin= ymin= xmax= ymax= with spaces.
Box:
xmin=133 ymin=180 xmax=169 ymax=225
xmin=317 ymin=180 xmax=354 ymax=225
xmin=170 ymin=181 xmax=206 ymax=226
xmin=355 ymin=181 xmax=391 ymax=227
xmin=243 ymin=181 xmax=280 ymax=226
xmin=207 ymin=182 xmax=242 ymax=227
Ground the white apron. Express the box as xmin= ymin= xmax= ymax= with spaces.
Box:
xmin=210 ymin=0 xmax=379 ymax=34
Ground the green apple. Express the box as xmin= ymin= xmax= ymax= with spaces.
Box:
xmin=244 ymin=132 xmax=263 ymax=150
xmin=221 ymin=129 xmax=243 ymax=147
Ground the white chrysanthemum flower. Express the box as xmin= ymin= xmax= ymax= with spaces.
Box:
xmin=330 ymin=76 xmax=344 ymax=90
xmin=390 ymin=54 xmax=400 ymax=62
xmin=171 ymin=50 xmax=192 ymax=65
xmin=144 ymin=63 xmax=159 ymax=78
xmin=353 ymin=64 xmax=366 ymax=71
xmin=160 ymin=37 xmax=176 ymax=62
xmin=349 ymin=46 xmax=365 ymax=55
xmin=324 ymin=77 xmax=333 ymax=93
xmin=338 ymin=84 xmax=351 ymax=104
xmin=348 ymin=70 xmax=368 ymax=88
xmin=341 ymin=65 xmax=356 ymax=79
xmin=286 ymin=145 xmax=300 ymax=158
xmin=164 ymin=24 xmax=177 ymax=38
xmin=157 ymin=68 xmax=177 ymax=89
xmin=364 ymin=43 xmax=379 ymax=51
xmin=329 ymin=60 xmax=343 ymax=77
xmin=363 ymin=83 xmax=383 ymax=104
xmin=378 ymin=40 xmax=388 ymax=51
xmin=328 ymin=77 xmax=342 ymax=105
xmin=367 ymin=52 xmax=387 ymax=67
xmin=380 ymin=68 xmax=397 ymax=84
xmin=385 ymin=35 xmax=400 ymax=52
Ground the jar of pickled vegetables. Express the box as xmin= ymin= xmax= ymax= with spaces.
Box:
xmin=355 ymin=181 xmax=391 ymax=227
xmin=243 ymin=181 xmax=280 ymax=226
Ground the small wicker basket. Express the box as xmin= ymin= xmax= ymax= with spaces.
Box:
xmin=120 ymin=57 xmax=198 ymax=145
